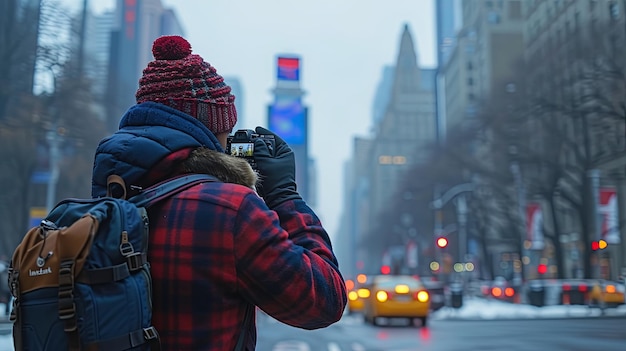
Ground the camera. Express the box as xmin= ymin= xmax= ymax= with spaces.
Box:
xmin=226 ymin=129 xmax=275 ymax=169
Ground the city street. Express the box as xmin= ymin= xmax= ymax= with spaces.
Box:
xmin=0 ymin=297 xmax=625 ymax=350
xmin=256 ymin=298 xmax=626 ymax=351
xmin=257 ymin=314 xmax=626 ymax=351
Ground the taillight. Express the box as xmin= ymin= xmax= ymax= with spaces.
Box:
xmin=578 ymin=284 xmax=587 ymax=293
xmin=376 ymin=291 xmax=389 ymax=302
xmin=492 ymin=287 xmax=502 ymax=297
xmin=416 ymin=290 xmax=429 ymax=302
xmin=505 ymin=287 xmax=515 ymax=297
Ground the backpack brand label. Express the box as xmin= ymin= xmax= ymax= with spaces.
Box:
xmin=29 ymin=267 xmax=52 ymax=277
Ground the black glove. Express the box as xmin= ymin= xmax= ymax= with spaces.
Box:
xmin=253 ymin=126 xmax=302 ymax=208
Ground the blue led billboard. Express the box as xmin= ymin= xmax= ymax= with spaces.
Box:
xmin=269 ymin=99 xmax=306 ymax=145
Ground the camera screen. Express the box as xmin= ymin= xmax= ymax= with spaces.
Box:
xmin=230 ymin=142 xmax=254 ymax=157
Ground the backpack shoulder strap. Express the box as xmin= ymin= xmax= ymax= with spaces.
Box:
xmin=129 ymin=174 xmax=220 ymax=208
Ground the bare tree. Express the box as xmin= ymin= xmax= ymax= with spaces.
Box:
xmin=0 ymin=0 xmax=41 ymax=122
xmin=0 ymin=0 xmax=107 ymax=258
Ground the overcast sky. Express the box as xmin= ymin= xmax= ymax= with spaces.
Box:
xmin=69 ymin=0 xmax=437 ymax=238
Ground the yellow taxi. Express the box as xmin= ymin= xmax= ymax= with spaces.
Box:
xmin=346 ymin=274 xmax=370 ymax=314
xmin=362 ymin=275 xmax=430 ymax=327
xmin=589 ymin=280 xmax=625 ymax=307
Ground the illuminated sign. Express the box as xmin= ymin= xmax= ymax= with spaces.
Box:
xmin=269 ymin=99 xmax=306 ymax=145
xmin=277 ymin=57 xmax=300 ymax=81
xmin=124 ymin=0 xmax=137 ymax=39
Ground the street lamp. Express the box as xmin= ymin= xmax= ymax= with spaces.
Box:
xmin=431 ymin=182 xmax=475 ymax=284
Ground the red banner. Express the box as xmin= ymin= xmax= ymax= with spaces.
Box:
xmin=526 ymin=203 xmax=544 ymax=249
xmin=599 ymin=187 xmax=620 ymax=244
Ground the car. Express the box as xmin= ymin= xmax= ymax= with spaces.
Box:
xmin=589 ymin=280 xmax=625 ymax=308
xmin=361 ymin=275 xmax=430 ymax=327
xmin=347 ymin=285 xmax=370 ymax=314
xmin=559 ymin=279 xmax=592 ymax=305
xmin=346 ymin=274 xmax=371 ymax=314
xmin=421 ymin=278 xmax=445 ymax=311
xmin=481 ymin=276 xmax=517 ymax=303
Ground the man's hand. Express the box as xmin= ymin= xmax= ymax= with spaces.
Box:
xmin=253 ymin=126 xmax=302 ymax=208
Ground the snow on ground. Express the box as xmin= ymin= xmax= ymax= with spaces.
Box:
xmin=431 ymin=296 xmax=626 ymax=320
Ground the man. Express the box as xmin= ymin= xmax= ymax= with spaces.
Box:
xmin=91 ymin=35 xmax=346 ymax=350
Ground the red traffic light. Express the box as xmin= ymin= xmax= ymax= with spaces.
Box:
xmin=537 ymin=264 xmax=547 ymax=275
xmin=381 ymin=265 xmax=391 ymax=275
xmin=591 ymin=241 xmax=599 ymax=251
xmin=436 ymin=237 xmax=448 ymax=248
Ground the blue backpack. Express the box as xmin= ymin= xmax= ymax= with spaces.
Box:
xmin=8 ymin=174 xmax=216 ymax=351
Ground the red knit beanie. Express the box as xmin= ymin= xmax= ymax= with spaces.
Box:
xmin=136 ymin=35 xmax=237 ymax=134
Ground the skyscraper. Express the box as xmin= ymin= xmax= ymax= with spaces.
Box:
xmin=82 ymin=10 xmax=115 ymax=103
xmin=267 ymin=55 xmax=312 ymax=204
xmin=436 ymin=0 xmax=458 ymax=67
xmin=343 ymin=24 xmax=437 ymax=275
xmin=435 ymin=0 xmax=459 ymax=143
xmin=106 ymin=0 xmax=184 ymax=132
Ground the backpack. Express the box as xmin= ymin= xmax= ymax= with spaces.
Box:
xmin=8 ymin=174 xmax=217 ymax=351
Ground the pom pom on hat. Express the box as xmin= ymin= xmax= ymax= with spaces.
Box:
xmin=136 ymin=35 xmax=237 ymax=134
xmin=152 ymin=35 xmax=192 ymax=60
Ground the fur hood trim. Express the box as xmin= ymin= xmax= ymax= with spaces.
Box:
xmin=181 ymin=147 xmax=257 ymax=190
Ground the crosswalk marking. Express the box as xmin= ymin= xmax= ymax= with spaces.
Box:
xmin=272 ymin=340 xmax=310 ymax=351
xmin=271 ymin=340 xmax=366 ymax=351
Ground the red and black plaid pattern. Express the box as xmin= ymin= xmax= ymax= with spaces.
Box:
xmin=148 ymin=184 xmax=347 ymax=350
xmin=136 ymin=36 xmax=237 ymax=134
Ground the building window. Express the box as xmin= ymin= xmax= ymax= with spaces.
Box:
xmin=509 ymin=1 xmax=522 ymax=19
xmin=609 ymin=2 xmax=620 ymax=20
xmin=468 ymin=77 xmax=474 ymax=86
xmin=487 ymin=12 xmax=500 ymax=24
xmin=378 ymin=155 xmax=406 ymax=165
xmin=392 ymin=156 xmax=406 ymax=165
xmin=379 ymin=155 xmax=392 ymax=164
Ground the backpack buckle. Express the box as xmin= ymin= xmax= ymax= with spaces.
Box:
xmin=127 ymin=252 xmax=146 ymax=271
xmin=143 ymin=326 xmax=158 ymax=341
xmin=120 ymin=231 xmax=135 ymax=256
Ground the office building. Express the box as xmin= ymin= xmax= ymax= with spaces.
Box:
xmin=106 ymin=0 xmax=184 ymax=132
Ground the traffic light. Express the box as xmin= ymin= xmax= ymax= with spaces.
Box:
xmin=380 ymin=265 xmax=391 ymax=275
xmin=436 ymin=237 xmax=448 ymax=248
xmin=591 ymin=239 xmax=608 ymax=251
xmin=537 ymin=263 xmax=547 ymax=275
